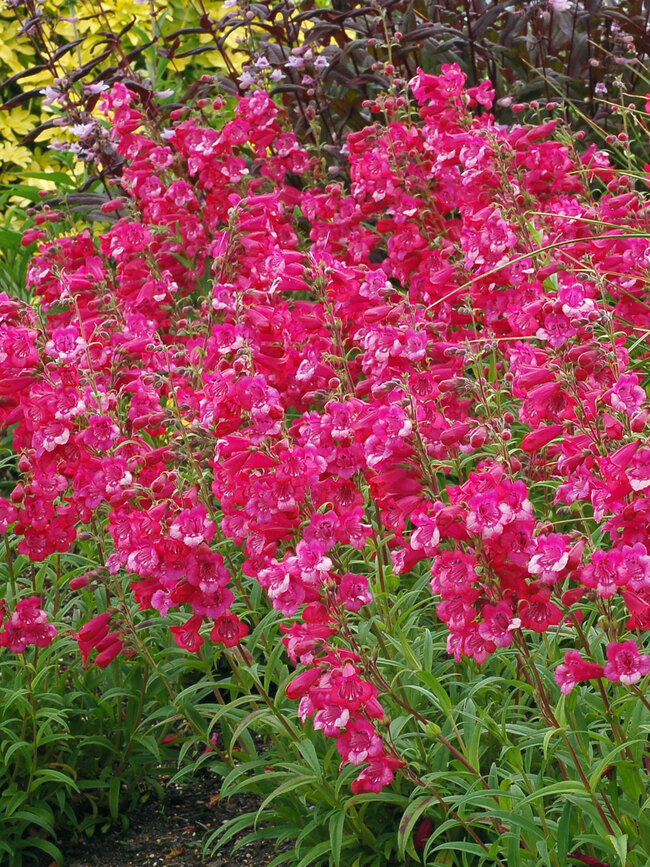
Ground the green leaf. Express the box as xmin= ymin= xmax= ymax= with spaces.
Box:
xmin=606 ymin=834 xmax=628 ymax=867
xmin=228 ymin=708 xmax=270 ymax=753
xmin=205 ymin=810 xmax=258 ymax=852
xmin=20 ymin=835 xmax=64 ymax=865
xmin=588 ymin=741 xmax=645 ymax=793
xmin=255 ymin=775 xmax=314 ymax=823
xmin=0 ymin=229 xmax=22 ymax=249
xmin=5 ymin=183 xmax=45 ymax=203
xmin=543 ymin=725 xmax=563 ymax=760
xmin=432 ymin=841 xmax=491 ymax=859
xmin=32 ymin=768 xmax=79 ymax=792
xmin=296 ymin=838 xmax=336 ymax=867
xmin=557 ymin=801 xmax=573 ymax=866
xmin=295 ymin=739 xmax=323 ymax=781
xmin=133 ymin=734 xmax=162 ymax=763
xmin=397 ymin=795 xmax=436 ymax=860
xmin=267 ymin=853 xmax=295 ymax=867
xmin=9 ymin=809 xmax=55 ymax=836
xmin=109 ymin=775 xmax=121 ymax=820
xmin=507 ymin=828 xmax=521 ymax=867
xmin=329 ymin=810 xmax=346 ymax=867
xmin=518 ymin=781 xmax=586 ymax=807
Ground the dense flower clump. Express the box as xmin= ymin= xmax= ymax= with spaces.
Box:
xmin=0 ymin=596 xmax=57 ymax=652
xmin=3 ymin=65 xmax=650 ymax=793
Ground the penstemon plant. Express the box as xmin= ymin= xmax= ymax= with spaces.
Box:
xmin=5 ymin=57 xmax=650 ymax=867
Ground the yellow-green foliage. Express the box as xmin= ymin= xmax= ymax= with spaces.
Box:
xmin=0 ymin=0 xmax=227 ymax=190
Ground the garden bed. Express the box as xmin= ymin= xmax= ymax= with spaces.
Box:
xmin=39 ymin=773 xmax=276 ymax=867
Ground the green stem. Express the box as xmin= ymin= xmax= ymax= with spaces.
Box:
xmin=112 ymin=669 xmax=150 ymax=778
xmin=372 ymin=501 xmax=392 ymax=628
xmin=4 ymin=534 xmax=16 ymax=601
xmin=21 ymin=653 xmax=39 ymax=796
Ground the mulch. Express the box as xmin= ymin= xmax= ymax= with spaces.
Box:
xmin=38 ymin=773 xmax=284 ymax=867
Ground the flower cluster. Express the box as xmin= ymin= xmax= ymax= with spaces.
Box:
xmin=0 ymin=596 xmax=57 ymax=653
xmin=285 ymin=642 xmax=404 ymax=793
xmin=3 ymin=63 xmax=650 ymax=793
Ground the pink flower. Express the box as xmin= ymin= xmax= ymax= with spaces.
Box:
xmin=32 ymin=420 xmax=71 ymax=455
xmin=337 ymin=720 xmax=383 ymax=766
xmin=337 ymin=573 xmax=373 ymax=612
xmin=169 ymin=505 xmax=216 ymax=549
xmin=536 ymin=311 xmax=577 ymax=349
xmin=411 ymin=509 xmax=441 ymax=555
xmin=281 ymin=621 xmax=336 ymax=665
xmin=95 ymin=635 xmax=124 ymax=668
xmin=622 ymin=589 xmax=650 ymax=631
xmin=329 ymin=662 xmax=376 ymax=710
xmin=617 ymin=543 xmax=650 ymax=591
xmin=604 ymin=640 xmax=650 ymax=686
xmin=170 ymin=614 xmax=204 ymax=653
xmin=626 ymin=449 xmax=650 ymax=492
xmin=437 ymin=594 xmax=479 ymax=630
xmin=84 ymin=416 xmax=120 ymax=451
xmin=286 ymin=666 xmax=322 ymax=701
xmin=45 ymin=326 xmax=87 ymax=362
xmin=313 ymin=705 xmax=350 ymax=737
xmin=478 ymin=602 xmax=520 ymax=648
xmin=0 ymin=498 xmax=18 ymax=532
xmin=351 ymin=755 xmax=404 ymax=794
xmin=430 ymin=550 xmax=477 ymax=596
xmin=467 ymin=80 xmax=495 ymax=109
xmin=608 ymin=373 xmax=646 ymax=415
xmin=555 ymin=650 xmax=604 ymax=695
xmin=579 ymin=550 xmax=624 ymax=598
xmin=528 ymin=533 xmax=569 ymax=584
xmin=463 ymin=628 xmax=495 ymax=665
xmin=210 ymin=613 xmax=248 ymax=647
xmin=518 ymin=589 xmax=563 ymax=633
xmin=521 ymin=424 xmax=563 ymax=453
xmin=303 ymin=511 xmax=339 ymax=552
xmin=466 ymin=490 xmax=512 ymax=539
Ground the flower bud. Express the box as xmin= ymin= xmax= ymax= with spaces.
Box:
xmin=521 ymin=424 xmax=563 ymax=452
xmin=286 ymin=667 xmax=321 ymax=700
xmin=77 ymin=613 xmax=112 ymax=643
xmin=95 ymin=639 xmax=123 ymax=668
xmin=631 ymin=410 xmax=649 ymax=433
xmin=10 ymin=484 xmax=24 ymax=504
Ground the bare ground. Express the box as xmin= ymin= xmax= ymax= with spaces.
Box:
xmin=38 ymin=773 xmax=284 ymax=867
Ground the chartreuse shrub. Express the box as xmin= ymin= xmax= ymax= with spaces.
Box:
xmin=0 ymin=0 xmax=233 ymax=187
xmin=7 ymin=34 xmax=650 ymax=867
xmin=0 ymin=0 xmax=233 ymax=334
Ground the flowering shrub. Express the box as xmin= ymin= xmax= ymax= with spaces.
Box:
xmin=5 ymin=61 xmax=650 ymax=864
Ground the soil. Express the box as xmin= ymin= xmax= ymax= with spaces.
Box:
xmin=40 ymin=773 xmax=285 ymax=867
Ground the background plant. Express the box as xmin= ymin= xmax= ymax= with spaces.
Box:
xmin=7 ymin=0 xmax=650 ymax=193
